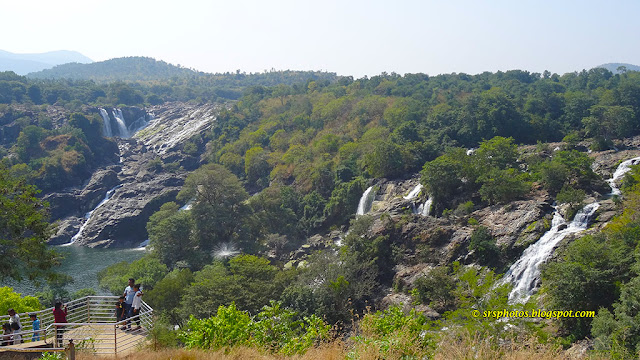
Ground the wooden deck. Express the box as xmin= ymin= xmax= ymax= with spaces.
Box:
xmin=0 ymin=324 xmax=148 ymax=356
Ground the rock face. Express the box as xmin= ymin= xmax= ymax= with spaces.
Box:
xmin=47 ymin=102 xmax=219 ymax=247
xmin=74 ymin=173 xmax=185 ymax=247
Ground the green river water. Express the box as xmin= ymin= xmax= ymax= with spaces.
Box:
xmin=4 ymin=245 xmax=146 ymax=296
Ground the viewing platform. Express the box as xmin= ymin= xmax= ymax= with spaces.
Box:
xmin=0 ymin=296 xmax=153 ymax=356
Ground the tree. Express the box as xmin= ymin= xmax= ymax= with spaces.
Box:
xmin=147 ymin=202 xmax=198 ymax=269
xmin=0 ymin=166 xmax=57 ymax=281
xmin=177 ymin=164 xmax=250 ymax=251
xmin=0 ymin=287 xmax=41 ymax=314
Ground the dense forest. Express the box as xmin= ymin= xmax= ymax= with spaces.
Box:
xmin=3 ymin=64 xmax=640 ymax=358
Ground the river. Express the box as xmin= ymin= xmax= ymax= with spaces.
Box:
xmin=5 ymin=245 xmax=146 ymax=296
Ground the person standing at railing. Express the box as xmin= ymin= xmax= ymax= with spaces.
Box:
xmin=30 ymin=313 xmax=40 ymax=342
xmin=122 ymin=278 xmax=136 ymax=331
xmin=53 ymin=302 xmax=68 ymax=347
xmin=7 ymin=309 xmax=22 ymax=333
xmin=1 ymin=323 xmax=12 ymax=346
xmin=10 ymin=323 xmax=21 ymax=344
xmin=131 ymin=284 xmax=143 ymax=331
xmin=115 ymin=296 xmax=125 ymax=329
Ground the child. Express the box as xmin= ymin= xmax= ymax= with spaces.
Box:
xmin=30 ymin=314 xmax=40 ymax=342
xmin=2 ymin=323 xmax=13 ymax=346
xmin=131 ymin=284 xmax=143 ymax=331
xmin=10 ymin=323 xmax=21 ymax=344
xmin=115 ymin=296 xmax=125 ymax=328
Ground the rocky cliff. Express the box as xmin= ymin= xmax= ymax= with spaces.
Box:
xmin=48 ymin=102 xmax=220 ymax=247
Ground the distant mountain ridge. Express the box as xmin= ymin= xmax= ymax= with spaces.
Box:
xmin=0 ymin=49 xmax=92 ymax=75
xmin=596 ymin=63 xmax=640 ymax=73
xmin=27 ymin=56 xmax=199 ymax=82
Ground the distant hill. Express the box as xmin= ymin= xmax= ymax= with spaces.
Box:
xmin=27 ymin=56 xmax=199 ymax=82
xmin=0 ymin=49 xmax=92 ymax=75
xmin=596 ymin=63 xmax=640 ymax=73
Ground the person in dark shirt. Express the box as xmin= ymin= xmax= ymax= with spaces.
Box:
xmin=52 ymin=302 xmax=67 ymax=347
xmin=115 ymin=296 xmax=125 ymax=328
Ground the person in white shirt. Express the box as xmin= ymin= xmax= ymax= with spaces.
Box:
xmin=131 ymin=284 xmax=143 ymax=331
xmin=122 ymin=278 xmax=136 ymax=330
xmin=7 ymin=309 xmax=21 ymax=332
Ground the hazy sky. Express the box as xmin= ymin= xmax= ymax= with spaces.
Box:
xmin=3 ymin=0 xmax=639 ymax=78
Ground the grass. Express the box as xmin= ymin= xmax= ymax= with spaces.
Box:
xmin=72 ymin=334 xmax=615 ymax=360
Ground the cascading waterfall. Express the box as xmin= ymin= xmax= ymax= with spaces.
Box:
xmin=404 ymin=184 xmax=423 ymax=200
xmin=607 ymin=156 xmax=640 ymax=195
xmin=419 ymin=197 xmax=433 ymax=216
xmin=64 ymin=185 xmax=121 ymax=246
xmin=112 ymin=109 xmax=130 ymax=138
xmin=504 ymin=202 xmax=600 ymax=302
xmin=505 ymin=155 xmax=640 ymax=302
xmin=356 ymin=186 xmax=376 ymax=215
xmin=99 ymin=108 xmax=113 ymax=137
xmin=403 ymin=184 xmax=432 ymax=216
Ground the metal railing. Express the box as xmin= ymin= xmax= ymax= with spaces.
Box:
xmin=0 ymin=296 xmax=153 ymax=355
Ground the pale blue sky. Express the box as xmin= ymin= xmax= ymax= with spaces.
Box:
xmin=3 ymin=0 xmax=639 ymax=77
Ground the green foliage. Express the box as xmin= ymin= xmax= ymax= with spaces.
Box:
xmin=177 ymin=164 xmax=250 ymax=251
xmin=542 ymin=234 xmax=629 ymax=339
xmin=71 ymin=288 xmax=96 ymax=300
xmin=97 ymin=255 xmax=169 ymax=295
xmin=147 ymin=202 xmax=198 ymax=269
xmin=145 ymin=269 xmax=194 ymax=326
xmin=39 ymin=352 xmax=64 ymax=360
xmin=0 ymin=287 xmax=41 ymax=314
xmin=478 ymin=168 xmax=530 ymax=204
xmin=556 ymin=186 xmax=586 ymax=219
xmin=0 ymin=165 xmax=57 ymax=281
xmin=180 ymin=301 xmax=330 ymax=354
xmin=412 ymin=266 xmax=456 ymax=312
xmin=349 ymin=306 xmax=436 ymax=359
xmin=468 ymin=226 xmax=500 ymax=267
xmin=180 ymin=255 xmax=284 ymax=318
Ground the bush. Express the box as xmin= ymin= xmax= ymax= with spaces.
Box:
xmin=180 ymin=301 xmax=330 ymax=355
xmin=468 ymin=227 xmax=500 ymax=266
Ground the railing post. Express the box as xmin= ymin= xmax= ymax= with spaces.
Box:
xmin=87 ymin=297 xmax=91 ymax=323
xmin=114 ymin=324 xmax=117 ymax=355
xmin=66 ymin=339 xmax=76 ymax=360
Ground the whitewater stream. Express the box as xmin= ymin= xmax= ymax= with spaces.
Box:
xmin=505 ymin=155 xmax=640 ymax=302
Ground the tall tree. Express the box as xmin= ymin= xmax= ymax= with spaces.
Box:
xmin=0 ymin=166 xmax=57 ymax=281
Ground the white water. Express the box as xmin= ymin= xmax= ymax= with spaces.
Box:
xmin=607 ymin=156 xmax=640 ymax=195
xmin=418 ymin=197 xmax=433 ymax=216
xmin=505 ymin=202 xmax=600 ymax=302
xmin=64 ymin=185 xmax=121 ymax=245
xmin=99 ymin=108 xmax=113 ymax=137
xmin=179 ymin=200 xmax=193 ymax=211
xmin=128 ymin=114 xmax=152 ymax=134
xmin=112 ymin=109 xmax=130 ymax=138
xmin=356 ymin=186 xmax=376 ymax=215
xmin=506 ymin=155 xmax=640 ymax=302
xmin=404 ymin=184 xmax=423 ymax=200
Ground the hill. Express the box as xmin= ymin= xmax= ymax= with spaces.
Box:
xmin=596 ymin=62 xmax=640 ymax=73
xmin=27 ymin=56 xmax=197 ymax=82
xmin=0 ymin=49 xmax=92 ymax=75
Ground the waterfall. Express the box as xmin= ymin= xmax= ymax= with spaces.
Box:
xmin=404 ymin=184 xmax=423 ymax=200
xmin=356 ymin=186 xmax=376 ymax=215
xmin=112 ymin=109 xmax=130 ymax=138
xmin=420 ymin=197 xmax=433 ymax=216
xmin=99 ymin=108 xmax=113 ymax=137
xmin=607 ymin=156 xmax=640 ymax=195
xmin=64 ymin=185 xmax=121 ymax=246
xmin=505 ymin=202 xmax=600 ymax=302
xmin=505 ymin=155 xmax=640 ymax=302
